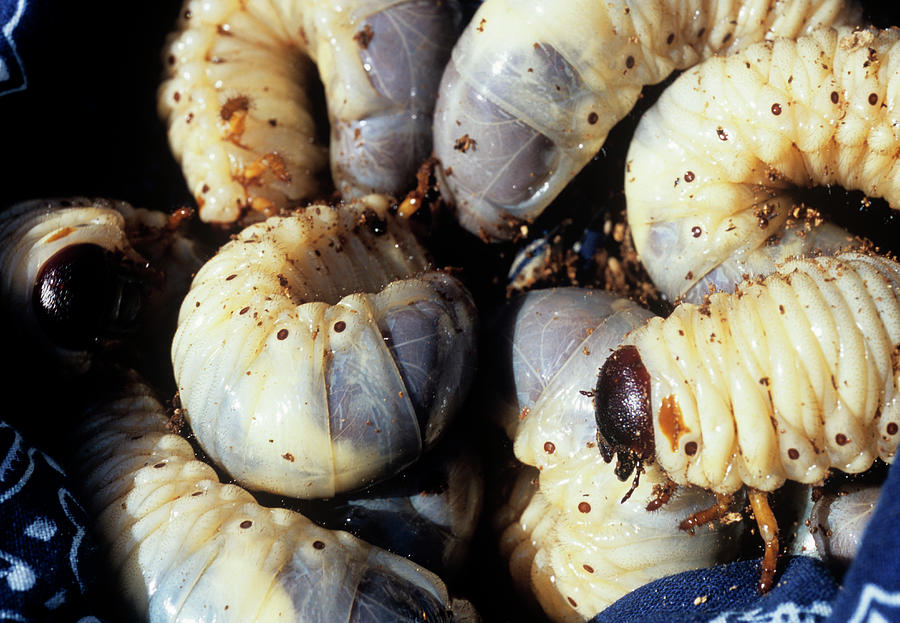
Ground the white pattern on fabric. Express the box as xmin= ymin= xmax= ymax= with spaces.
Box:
xmin=0 ymin=423 xmax=25 ymax=484
xmin=0 ymin=0 xmax=27 ymax=95
xmin=848 ymin=584 xmax=900 ymax=623
xmin=44 ymin=588 xmax=67 ymax=610
xmin=0 ymin=424 xmax=36 ymax=505
xmin=708 ymin=600 xmax=833 ymax=622
xmin=0 ymin=549 xmax=35 ymax=592
xmin=58 ymin=487 xmax=88 ymax=594
xmin=24 ymin=516 xmax=57 ymax=542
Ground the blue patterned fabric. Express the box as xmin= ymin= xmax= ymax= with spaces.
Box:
xmin=591 ymin=459 xmax=900 ymax=623
xmin=0 ymin=421 xmax=107 ymax=622
xmin=0 ymin=0 xmax=27 ymax=97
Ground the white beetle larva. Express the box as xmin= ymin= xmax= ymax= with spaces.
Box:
xmin=297 ymin=428 xmax=485 ymax=580
xmin=486 ymin=288 xmax=740 ymax=622
xmin=626 ymin=24 xmax=900 ymax=303
xmin=172 ymin=194 xmax=478 ymax=499
xmin=160 ymin=0 xmax=462 ymax=224
xmin=433 ymin=0 xmax=862 ymax=241
xmin=0 ymin=197 xmax=205 ymax=374
xmin=72 ymin=371 xmax=480 ymax=622
xmin=594 ymin=252 xmax=900 ymax=591
xmin=808 ymin=482 xmax=881 ymax=567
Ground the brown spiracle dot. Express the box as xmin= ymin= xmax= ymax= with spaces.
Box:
xmin=831 ymin=91 xmax=840 ymax=104
xmin=239 ymin=306 xmax=250 ymax=315
xmin=276 ymin=328 xmax=289 ymax=340
xmin=626 ymin=55 xmax=635 ymax=69
xmin=868 ymin=93 xmax=878 ymax=106
xmin=887 ymin=422 xmax=899 ymax=435
xmin=684 ymin=171 xmax=695 ymax=183
xmin=334 ymin=321 xmax=347 ymax=333
xmin=835 ymin=433 xmax=850 ymax=446
xmin=583 ymin=564 xmax=595 ymax=574
xmin=691 ymin=226 xmax=702 ymax=238
xmin=544 ymin=441 xmax=556 ymax=454
xmin=684 ymin=441 xmax=698 ymax=456
xmin=587 ymin=111 xmax=599 ymax=125
xmin=153 ymin=462 xmax=166 ymax=469
xmin=578 ymin=501 xmax=591 ymax=513
xmin=567 ymin=597 xmax=578 ymax=608
xmin=239 ymin=520 xmax=252 ymax=529
xmin=313 ymin=540 xmax=326 ymax=550
xmin=771 ymin=103 xmax=782 ymax=115
xmin=787 ymin=448 xmax=800 ymax=460
xmin=716 ymin=127 xmax=728 ymax=141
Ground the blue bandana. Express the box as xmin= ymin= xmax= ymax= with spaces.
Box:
xmin=0 ymin=421 xmax=107 ymax=622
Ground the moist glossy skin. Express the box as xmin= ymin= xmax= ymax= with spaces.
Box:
xmin=486 ymin=288 xmax=740 ymax=622
xmin=160 ymin=0 xmax=463 ymax=224
xmin=626 ymin=25 xmax=900 ymax=303
xmin=594 ymin=344 xmax=654 ymax=481
xmin=606 ymin=253 xmax=900 ymax=495
xmin=72 ymin=372 xmax=480 ymax=623
xmin=810 ymin=482 xmax=882 ymax=567
xmin=0 ymin=198 xmax=204 ymax=373
xmin=172 ymin=195 xmax=479 ymax=499
xmin=32 ymin=243 xmax=138 ymax=351
xmin=297 ymin=430 xmax=484 ymax=579
xmin=433 ymin=0 xmax=862 ymax=240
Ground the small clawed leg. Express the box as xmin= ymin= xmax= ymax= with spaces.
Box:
xmin=619 ymin=463 xmax=645 ymax=504
xmin=645 ymin=478 xmax=677 ymax=512
xmin=679 ymin=493 xmax=734 ymax=534
xmin=748 ymin=488 xmax=779 ymax=593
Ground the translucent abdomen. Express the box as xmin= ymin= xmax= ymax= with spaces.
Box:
xmin=433 ymin=0 xmax=861 ymax=240
xmin=485 ymin=287 xmax=739 ymax=621
xmin=160 ymin=0 xmax=462 ymax=223
xmin=73 ymin=372 xmax=479 ymax=622
xmin=626 ymin=25 xmax=900 ymax=302
xmin=172 ymin=195 xmax=478 ymax=498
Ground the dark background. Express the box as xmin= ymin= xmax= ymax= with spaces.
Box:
xmin=2 ymin=2 xmax=900 ymax=622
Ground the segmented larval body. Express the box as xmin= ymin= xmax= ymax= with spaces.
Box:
xmin=433 ymin=0 xmax=862 ymax=240
xmin=73 ymin=373 xmax=479 ymax=622
xmin=0 ymin=197 xmax=204 ymax=373
xmin=618 ymin=252 xmax=900 ymax=495
xmin=808 ymin=482 xmax=881 ymax=566
xmin=626 ymin=25 xmax=900 ymax=303
xmin=487 ymin=288 xmax=739 ymax=622
xmin=172 ymin=195 xmax=478 ymax=499
xmin=298 ymin=430 xmax=484 ymax=580
xmin=160 ymin=0 xmax=462 ymax=224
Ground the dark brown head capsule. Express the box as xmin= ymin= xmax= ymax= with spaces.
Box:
xmin=594 ymin=345 xmax=655 ymax=484
xmin=33 ymin=243 xmax=144 ymax=350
